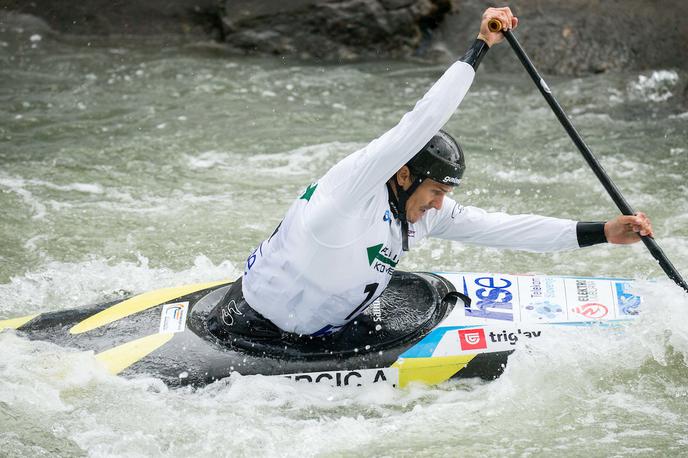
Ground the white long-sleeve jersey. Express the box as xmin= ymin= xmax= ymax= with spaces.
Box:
xmin=242 ymin=61 xmax=579 ymax=335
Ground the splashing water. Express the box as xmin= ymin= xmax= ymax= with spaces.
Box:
xmin=1 ymin=16 xmax=687 ymax=457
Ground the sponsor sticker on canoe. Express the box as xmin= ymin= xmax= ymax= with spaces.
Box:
xmin=615 ymin=282 xmax=640 ymax=316
xmin=283 ymin=368 xmax=398 ymax=387
xmin=487 ymin=328 xmax=543 ymax=346
xmin=460 ymin=275 xmax=518 ymax=322
xmin=565 ymin=278 xmax=616 ymax=320
xmin=519 ymin=276 xmax=567 ymax=323
xmin=431 ymin=325 xmax=548 ymax=357
xmin=159 ymin=302 xmax=188 ymax=333
xmin=431 ymin=273 xmax=640 ymax=330
xmin=458 ymin=328 xmax=487 ymax=351
xmin=573 ymin=302 xmax=609 ymax=319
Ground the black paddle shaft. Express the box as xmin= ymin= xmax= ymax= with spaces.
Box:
xmin=494 ymin=25 xmax=688 ymax=293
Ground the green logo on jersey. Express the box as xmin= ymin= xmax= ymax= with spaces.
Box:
xmin=367 ymin=244 xmax=398 ymax=267
xmin=300 ymin=183 xmax=318 ymax=201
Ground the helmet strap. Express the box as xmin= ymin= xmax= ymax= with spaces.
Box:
xmin=386 ymin=175 xmax=424 ymax=251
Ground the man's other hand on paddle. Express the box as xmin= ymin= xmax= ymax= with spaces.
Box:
xmin=478 ymin=7 xmax=518 ymax=47
xmin=605 ymin=213 xmax=654 ymax=244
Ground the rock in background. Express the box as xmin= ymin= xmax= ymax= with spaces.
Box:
xmin=0 ymin=0 xmax=221 ymax=36
xmin=1 ymin=0 xmax=686 ymax=75
xmin=220 ymin=0 xmax=452 ymax=61
xmin=437 ymin=0 xmax=688 ymax=75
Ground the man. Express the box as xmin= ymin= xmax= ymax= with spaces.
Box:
xmin=208 ymin=7 xmax=653 ymax=340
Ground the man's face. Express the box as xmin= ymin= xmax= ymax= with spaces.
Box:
xmin=404 ymin=179 xmax=453 ymax=223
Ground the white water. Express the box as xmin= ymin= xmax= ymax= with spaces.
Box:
xmin=2 ymin=272 xmax=687 ymax=456
xmin=1 ymin=14 xmax=688 ymax=457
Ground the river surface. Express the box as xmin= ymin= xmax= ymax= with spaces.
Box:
xmin=1 ymin=15 xmax=688 ymax=458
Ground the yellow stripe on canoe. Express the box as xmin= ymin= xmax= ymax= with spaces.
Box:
xmin=392 ymin=355 xmax=477 ymax=387
xmin=70 ymin=280 xmax=229 ymax=335
xmin=0 ymin=314 xmax=39 ymax=330
xmin=95 ymin=332 xmax=174 ymax=375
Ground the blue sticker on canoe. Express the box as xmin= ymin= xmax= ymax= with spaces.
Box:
xmin=615 ymin=282 xmax=640 ymax=316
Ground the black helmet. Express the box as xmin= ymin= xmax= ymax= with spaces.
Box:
xmin=387 ymin=130 xmax=465 ymax=252
xmin=407 ymin=130 xmax=465 ymax=186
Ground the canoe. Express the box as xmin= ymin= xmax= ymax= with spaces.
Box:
xmin=0 ymin=271 xmax=640 ymax=388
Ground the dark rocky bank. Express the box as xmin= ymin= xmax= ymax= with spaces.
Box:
xmin=1 ymin=0 xmax=687 ymax=75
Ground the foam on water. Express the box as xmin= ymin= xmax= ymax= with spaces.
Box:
xmin=629 ymin=70 xmax=680 ymax=103
xmin=183 ymin=141 xmax=359 ymax=179
xmin=0 ymin=175 xmax=44 ymax=208
xmin=0 ymin=255 xmax=239 ymax=317
xmin=246 ymin=141 xmax=361 ymax=178
xmin=2 ymin=262 xmax=687 ymax=456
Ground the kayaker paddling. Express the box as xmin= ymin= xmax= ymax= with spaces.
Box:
xmin=207 ymin=7 xmax=654 ymax=341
